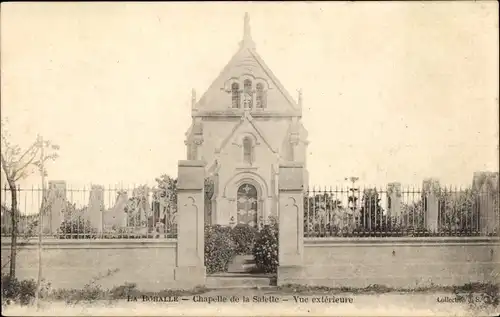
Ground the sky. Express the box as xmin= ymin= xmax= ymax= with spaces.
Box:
xmin=1 ymin=2 xmax=498 ymax=190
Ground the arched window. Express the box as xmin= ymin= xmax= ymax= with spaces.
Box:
xmin=237 ymin=183 xmax=258 ymax=227
xmin=243 ymin=79 xmax=253 ymax=109
xmin=256 ymin=83 xmax=266 ymax=108
xmin=243 ymin=137 xmax=253 ymax=164
xmin=231 ymin=83 xmax=240 ymax=108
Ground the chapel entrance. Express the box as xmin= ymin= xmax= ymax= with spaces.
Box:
xmin=236 ymin=183 xmax=258 ymax=228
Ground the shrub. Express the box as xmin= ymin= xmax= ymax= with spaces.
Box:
xmin=58 ymin=280 xmax=106 ymax=304
xmin=49 ymin=283 xmax=106 ymax=304
xmin=231 ymin=224 xmax=258 ymax=255
xmin=110 ymin=282 xmax=138 ymax=299
xmin=103 ymin=227 xmax=152 ymax=239
xmin=59 ymin=218 xmax=97 ymax=239
xmin=204 ymin=225 xmax=236 ymax=274
xmin=453 ymin=282 xmax=499 ymax=312
xmin=1 ymin=274 xmax=37 ymax=306
xmin=252 ymin=221 xmax=279 ymax=273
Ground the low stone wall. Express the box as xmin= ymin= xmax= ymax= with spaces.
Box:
xmin=1 ymin=239 xmax=178 ymax=291
xmin=4 ymin=237 xmax=499 ymax=291
xmin=284 ymin=237 xmax=500 ymax=288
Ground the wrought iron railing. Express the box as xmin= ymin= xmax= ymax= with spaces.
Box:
xmin=304 ymin=186 xmax=499 ymax=238
xmin=3 ymin=184 xmax=498 ymax=240
xmin=1 ymin=185 xmax=177 ymax=239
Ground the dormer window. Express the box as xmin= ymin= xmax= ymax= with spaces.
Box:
xmin=243 ymin=137 xmax=253 ymax=164
xmin=256 ymin=83 xmax=266 ymax=108
xmin=231 ymin=83 xmax=240 ymax=108
xmin=243 ymin=79 xmax=253 ymax=109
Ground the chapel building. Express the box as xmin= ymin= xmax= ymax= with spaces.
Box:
xmin=184 ymin=13 xmax=309 ymax=226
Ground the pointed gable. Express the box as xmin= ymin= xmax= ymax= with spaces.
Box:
xmin=216 ymin=112 xmax=277 ymax=155
xmin=194 ymin=13 xmax=301 ymax=116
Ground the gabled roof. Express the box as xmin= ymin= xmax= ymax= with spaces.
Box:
xmin=247 ymin=49 xmax=300 ymax=111
xmin=194 ymin=13 xmax=300 ymax=113
xmin=216 ymin=111 xmax=277 ymax=154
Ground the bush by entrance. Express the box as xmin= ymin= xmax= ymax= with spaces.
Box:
xmin=252 ymin=220 xmax=279 ymax=273
xmin=204 ymin=225 xmax=236 ymax=274
xmin=204 ymin=219 xmax=279 ymax=274
xmin=230 ymin=224 xmax=258 ymax=255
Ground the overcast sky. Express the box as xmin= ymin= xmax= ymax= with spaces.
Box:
xmin=1 ymin=2 xmax=498 ymax=190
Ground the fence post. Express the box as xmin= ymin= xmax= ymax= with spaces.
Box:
xmin=387 ymin=182 xmax=401 ymax=219
xmin=43 ymin=181 xmax=66 ymax=234
xmin=277 ymin=162 xmax=304 ymax=286
xmin=175 ymin=160 xmax=206 ymax=287
xmin=88 ymin=185 xmax=104 ymax=234
xmin=473 ymin=172 xmax=499 ymax=235
xmin=423 ymin=178 xmax=440 ymax=232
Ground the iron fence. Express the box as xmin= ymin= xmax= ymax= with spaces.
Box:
xmin=304 ymin=186 xmax=500 ymax=238
xmin=1 ymin=185 xmax=177 ymax=239
xmin=3 ymin=184 xmax=499 ymax=240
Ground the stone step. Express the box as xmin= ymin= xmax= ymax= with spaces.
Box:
xmin=230 ymin=254 xmax=255 ymax=264
xmin=227 ymin=255 xmax=256 ymax=273
xmin=227 ymin=263 xmax=255 ymax=273
xmin=206 ymin=274 xmax=275 ymax=289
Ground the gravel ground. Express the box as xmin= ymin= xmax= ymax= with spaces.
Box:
xmin=3 ymin=289 xmax=497 ymax=316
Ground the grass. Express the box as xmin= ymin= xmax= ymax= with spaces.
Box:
xmin=3 ymin=274 xmax=498 ymax=314
xmin=271 ymin=282 xmax=499 ymax=313
xmin=41 ymin=283 xmax=209 ymax=305
xmin=275 ymin=282 xmax=500 ymax=296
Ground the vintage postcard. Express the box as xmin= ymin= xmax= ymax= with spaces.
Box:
xmin=1 ymin=2 xmax=498 ymax=316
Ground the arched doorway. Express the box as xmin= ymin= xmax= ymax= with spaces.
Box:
xmin=236 ymin=183 xmax=258 ymax=227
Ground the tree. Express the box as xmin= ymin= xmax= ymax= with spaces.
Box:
xmin=0 ymin=118 xmax=59 ymax=279
xmin=1 ymin=200 xmax=46 ymax=272
xmin=151 ymin=175 xmax=178 ymax=236
xmin=59 ymin=202 xmax=93 ymax=239
xmin=347 ymin=185 xmax=361 ymax=231
xmin=359 ymin=188 xmax=386 ymax=233
xmin=124 ymin=185 xmax=150 ymax=229
xmin=438 ymin=188 xmax=479 ymax=234
xmin=153 ymin=175 xmax=177 ymax=213
xmin=399 ymin=188 xmax=483 ymax=236
xmin=400 ymin=200 xmax=426 ymax=231
xmin=304 ymin=190 xmax=345 ymax=237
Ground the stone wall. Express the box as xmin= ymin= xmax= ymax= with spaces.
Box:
xmin=290 ymin=237 xmax=500 ymax=288
xmin=277 ymin=167 xmax=500 ymax=287
xmin=1 ymin=239 xmax=179 ymax=291
xmin=3 ymin=237 xmax=498 ymax=291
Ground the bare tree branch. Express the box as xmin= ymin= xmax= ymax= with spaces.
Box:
xmin=1 ymin=153 xmax=14 ymax=188
xmin=1 ymin=117 xmax=60 ymax=282
xmin=15 ymin=140 xmax=40 ymax=170
xmin=12 ymin=156 xmax=38 ymax=181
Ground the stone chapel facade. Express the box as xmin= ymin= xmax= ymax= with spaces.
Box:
xmin=184 ymin=13 xmax=309 ymax=227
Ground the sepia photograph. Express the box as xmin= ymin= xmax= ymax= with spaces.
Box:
xmin=1 ymin=2 xmax=499 ymax=316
